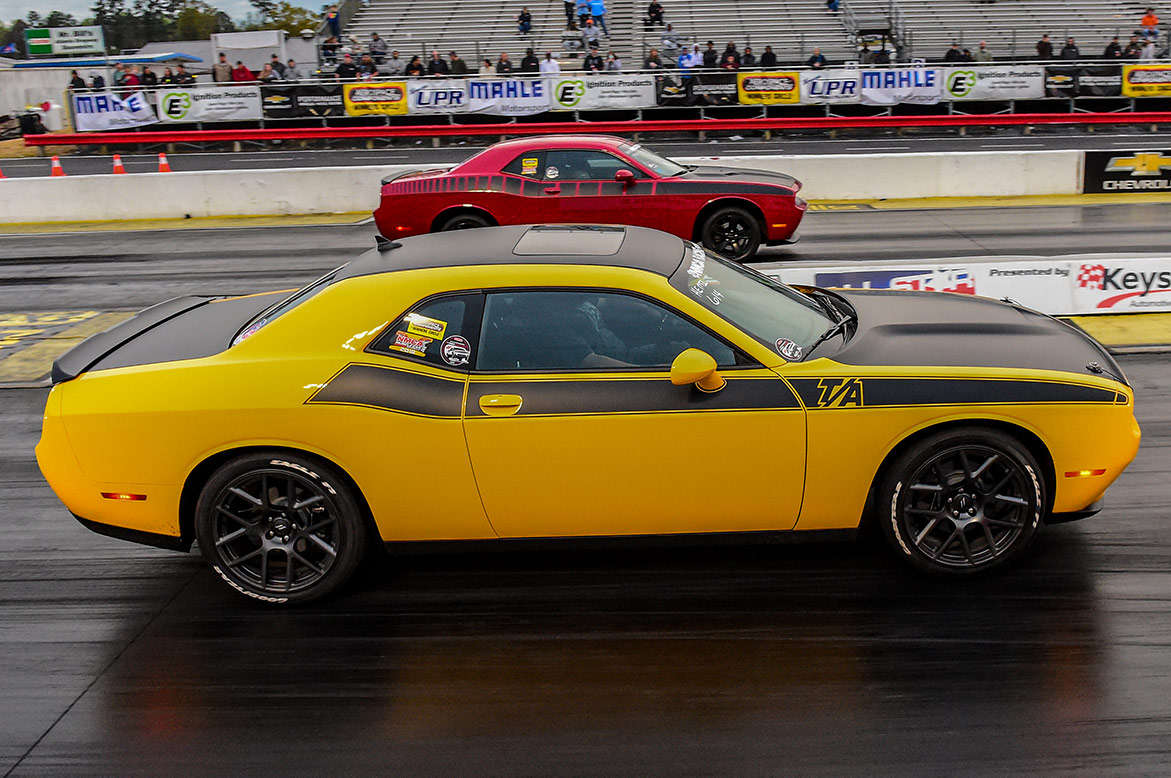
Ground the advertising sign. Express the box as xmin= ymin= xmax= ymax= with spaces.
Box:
xmin=800 ymin=68 xmax=860 ymax=104
xmin=408 ymin=79 xmax=468 ymax=113
xmin=466 ymin=78 xmax=550 ymax=115
xmin=687 ymin=72 xmax=738 ymax=105
xmin=859 ymin=67 xmax=942 ymax=105
xmin=157 ymin=85 xmax=262 ymax=123
xmin=343 ymin=81 xmax=408 ymax=116
xmin=736 ymin=72 xmax=801 ymax=104
xmin=25 ymin=25 xmax=104 ymax=56
xmin=292 ymin=83 xmax=344 ymax=116
xmin=1072 ymin=258 xmax=1171 ymax=312
xmin=72 ymin=91 xmax=157 ymax=132
xmin=1044 ymin=66 xmax=1078 ymax=97
xmin=1122 ymin=64 xmax=1171 ymax=97
xmin=1076 ymin=66 xmax=1122 ymax=97
xmin=1084 ymin=150 xmax=1171 ymax=193
xmin=943 ymin=66 xmax=1044 ymax=100
xmin=549 ymin=74 xmax=656 ymax=110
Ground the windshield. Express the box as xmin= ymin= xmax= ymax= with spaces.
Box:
xmin=231 ymin=267 xmax=341 ymax=346
xmin=670 ymin=243 xmax=834 ymax=360
xmin=620 ymin=142 xmax=688 ymax=177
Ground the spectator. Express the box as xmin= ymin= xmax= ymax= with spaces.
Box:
xmin=702 ymin=41 xmax=718 ymax=68
xmin=583 ymin=18 xmax=600 ymax=46
xmin=540 ymin=51 xmax=562 ymax=74
xmin=230 ymin=62 xmax=252 ymax=82
xmin=943 ymin=42 xmax=964 ymax=62
xmin=872 ymin=48 xmax=891 ymax=64
xmin=974 ymin=40 xmax=992 ymax=62
xmin=1104 ymin=36 xmax=1123 ymax=57
xmin=160 ymin=67 xmax=176 ymax=85
xmin=1142 ymin=38 xmax=1158 ymax=58
xmin=287 ymin=59 xmax=305 ymax=80
xmin=336 ymin=53 xmax=359 ymax=79
xmin=760 ymin=45 xmax=777 ymax=67
xmin=141 ymin=66 xmax=158 ymax=87
xmin=520 ymin=47 xmax=540 ymax=73
xmin=722 ymin=40 xmax=740 ymax=66
xmin=741 ymin=45 xmax=756 ymax=67
xmin=647 ymin=0 xmax=664 ymax=26
xmin=450 ymin=51 xmax=469 ymax=75
xmin=258 ymin=63 xmax=281 ymax=83
xmin=385 ymin=50 xmax=405 ymax=76
xmin=518 ymin=6 xmax=532 ymax=34
xmin=369 ymin=33 xmax=388 ymax=64
xmin=807 ymin=47 xmax=827 ymax=68
xmin=826 ymin=0 xmax=840 ymax=11
xmin=1141 ymin=7 xmax=1159 ymax=39
xmin=1060 ymin=36 xmax=1080 ymax=60
xmin=497 ymin=52 xmax=514 ymax=74
xmin=174 ymin=64 xmax=195 ymax=85
xmin=359 ymin=54 xmax=379 ymax=76
xmin=69 ymin=70 xmax=86 ymax=90
xmin=858 ymin=44 xmax=873 ymax=64
xmin=583 ymin=47 xmax=604 ymax=71
xmin=1036 ymin=34 xmax=1052 ymax=59
xmin=562 ymin=23 xmax=585 ymax=55
xmin=1125 ymin=34 xmax=1145 ymax=57
xmin=212 ymin=52 xmax=231 ymax=82
xmin=113 ymin=63 xmax=126 ymax=86
xmin=606 ymin=50 xmax=622 ymax=71
xmin=645 ymin=47 xmax=663 ymax=69
xmin=719 ymin=53 xmax=738 ymax=70
xmin=478 ymin=58 xmax=495 ymax=76
xmin=324 ymin=4 xmax=341 ymax=38
xmin=590 ymin=0 xmax=609 ymax=34
xmin=577 ymin=0 xmax=591 ymax=27
xmin=270 ymin=54 xmax=287 ymax=78
xmin=427 ymin=50 xmax=449 ymax=75
xmin=322 ymin=36 xmax=340 ymax=63
xmin=961 ymin=48 xmax=973 ymax=61
xmin=89 ymin=72 xmax=106 ymax=90
xmin=564 ymin=0 xmax=576 ymax=25
xmin=405 ymin=56 xmax=425 ymax=76
xmin=678 ymin=45 xmax=700 ymax=74
xmin=661 ymin=24 xmax=685 ymax=58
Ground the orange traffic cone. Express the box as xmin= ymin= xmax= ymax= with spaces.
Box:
xmin=111 ymin=154 xmax=126 ymax=174
xmin=50 ymin=156 xmax=66 ymax=177
xmin=157 ymin=152 xmax=172 ymax=173
xmin=0 ymin=166 xmax=5 ymax=179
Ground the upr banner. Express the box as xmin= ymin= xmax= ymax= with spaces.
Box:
xmin=800 ymin=69 xmax=860 ymax=104
xmin=466 ymin=78 xmax=549 ymax=115
xmin=859 ymin=67 xmax=942 ymax=105
xmin=157 ymin=85 xmax=262 ymax=123
xmin=344 ymin=81 xmax=408 ymax=116
xmin=408 ymin=79 xmax=468 ymax=113
xmin=944 ymin=66 xmax=1044 ymax=100
xmin=736 ymin=72 xmax=800 ymax=104
xmin=1122 ymin=64 xmax=1171 ymax=97
xmin=1084 ymin=150 xmax=1171 ymax=193
xmin=549 ymin=74 xmax=656 ymax=110
xmin=72 ymin=91 xmax=158 ymax=131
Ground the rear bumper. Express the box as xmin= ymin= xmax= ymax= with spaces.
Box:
xmin=1047 ymin=499 xmax=1104 ymax=525
xmin=74 ymin=514 xmax=190 ymax=551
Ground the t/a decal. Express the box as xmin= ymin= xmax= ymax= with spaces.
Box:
xmin=816 ymin=377 xmax=864 ymax=408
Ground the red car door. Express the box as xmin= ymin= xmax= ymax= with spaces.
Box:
xmin=538 ymin=148 xmax=654 ymax=226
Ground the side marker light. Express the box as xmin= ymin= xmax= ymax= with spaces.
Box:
xmin=101 ymin=492 xmax=147 ymax=501
xmin=1063 ymin=469 xmax=1106 ymax=478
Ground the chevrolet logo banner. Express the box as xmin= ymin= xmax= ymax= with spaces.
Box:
xmin=1105 ymin=152 xmax=1171 ymax=177
xmin=1085 ymin=149 xmax=1171 ymax=192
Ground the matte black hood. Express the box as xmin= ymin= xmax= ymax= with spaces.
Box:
xmin=684 ymin=164 xmax=800 ymax=192
xmin=827 ymin=289 xmax=1126 ymax=383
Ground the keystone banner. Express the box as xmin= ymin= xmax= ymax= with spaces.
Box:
xmin=736 ymin=72 xmax=801 ymax=104
xmin=343 ymin=81 xmax=408 ymax=116
xmin=157 ymin=85 xmax=262 ymax=123
xmin=466 ymin=78 xmax=550 ymax=115
xmin=1122 ymin=64 xmax=1171 ymax=97
xmin=800 ymin=69 xmax=861 ymax=104
xmin=72 ymin=91 xmax=158 ymax=131
xmin=859 ymin=67 xmax=942 ymax=105
xmin=260 ymin=84 xmax=345 ymax=118
xmin=548 ymin=74 xmax=657 ymax=110
xmin=1083 ymin=149 xmax=1171 ymax=193
xmin=943 ymin=66 xmax=1044 ymax=100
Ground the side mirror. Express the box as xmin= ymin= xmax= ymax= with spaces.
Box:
xmin=670 ymin=348 xmax=726 ymax=393
xmin=615 ymin=168 xmax=636 ymax=185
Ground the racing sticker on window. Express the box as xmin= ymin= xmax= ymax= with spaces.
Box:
xmin=405 ymin=313 xmax=446 ymax=342
xmin=521 ymin=157 xmax=539 ymax=175
xmin=441 ymin=335 xmax=472 ymax=366
xmin=775 ymin=338 xmax=803 ymax=361
xmin=388 ymin=330 xmax=432 ymax=357
xmin=545 ymin=166 xmax=559 ymax=180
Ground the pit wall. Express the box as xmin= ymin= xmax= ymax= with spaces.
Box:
xmin=0 ymin=150 xmax=1084 ymax=224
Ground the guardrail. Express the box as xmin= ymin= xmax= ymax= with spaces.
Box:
xmin=23 ymin=111 xmax=1171 ymax=148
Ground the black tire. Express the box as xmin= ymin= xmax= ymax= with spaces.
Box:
xmin=195 ymin=452 xmax=367 ymax=604
xmin=879 ymin=428 xmax=1045 ymax=576
xmin=700 ymin=205 xmax=762 ymax=262
xmin=439 ymin=212 xmax=491 ymax=231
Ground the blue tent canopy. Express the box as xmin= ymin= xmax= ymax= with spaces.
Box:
xmin=13 ymin=53 xmax=203 ymax=68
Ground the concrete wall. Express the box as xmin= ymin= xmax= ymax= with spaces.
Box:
xmin=0 ymin=150 xmax=1086 ymax=224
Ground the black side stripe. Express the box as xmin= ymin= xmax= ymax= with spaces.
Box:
xmin=466 ymin=377 xmax=800 ymax=417
xmin=308 ymin=364 xmax=464 ymax=418
xmin=788 ymin=377 xmax=1117 ymax=409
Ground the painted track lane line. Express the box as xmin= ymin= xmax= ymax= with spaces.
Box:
xmin=0 ymin=312 xmax=133 ymax=387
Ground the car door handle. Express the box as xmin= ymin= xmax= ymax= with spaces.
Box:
xmin=479 ymin=393 xmax=523 ymax=417
xmin=544 ymin=186 xmax=561 ymax=194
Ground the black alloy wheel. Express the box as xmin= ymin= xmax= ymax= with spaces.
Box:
xmin=700 ymin=206 xmax=762 ymax=262
xmin=440 ymin=212 xmax=491 ymax=231
xmin=195 ymin=453 xmax=367 ymax=603
xmin=880 ymin=428 xmax=1044 ymax=575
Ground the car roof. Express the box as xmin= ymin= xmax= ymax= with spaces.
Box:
xmin=484 ymin=134 xmax=629 ymax=152
xmin=337 ymin=224 xmax=687 ymax=282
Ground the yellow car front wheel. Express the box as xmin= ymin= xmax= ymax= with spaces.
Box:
xmin=194 ymin=452 xmax=367 ymax=604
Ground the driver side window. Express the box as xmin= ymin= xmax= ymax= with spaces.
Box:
xmin=544 ymin=150 xmax=645 ymax=181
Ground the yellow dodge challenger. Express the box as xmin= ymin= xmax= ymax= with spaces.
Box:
xmin=37 ymin=225 xmax=1140 ymax=603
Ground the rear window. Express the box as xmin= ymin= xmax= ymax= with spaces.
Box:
xmin=231 ymin=268 xmax=340 ymax=346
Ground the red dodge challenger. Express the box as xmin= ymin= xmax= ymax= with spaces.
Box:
xmin=373 ymin=135 xmax=806 ymax=261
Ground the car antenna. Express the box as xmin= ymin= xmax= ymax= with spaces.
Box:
xmin=375 ymin=235 xmax=402 ymax=252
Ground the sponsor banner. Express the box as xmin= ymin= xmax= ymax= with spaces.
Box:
xmin=943 ymin=66 xmax=1044 ymax=100
xmin=1044 ymin=66 xmax=1079 ymax=97
xmin=72 ymin=91 xmax=158 ymax=132
xmin=26 ymin=25 xmax=104 ymax=56
xmin=737 ymin=72 xmax=801 ymax=105
xmin=800 ymin=68 xmax=860 ymax=104
xmin=344 ymin=81 xmax=408 ymax=116
xmin=1076 ymin=65 xmax=1122 ymax=97
xmin=466 ymin=78 xmax=549 ymax=115
xmin=549 ymin=74 xmax=656 ymax=110
xmin=260 ymin=85 xmax=297 ymax=118
xmin=859 ymin=67 xmax=942 ymax=105
xmin=292 ymin=83 xmax=345 ymax=116
xmin=408 ymin=79 xmax=469 ymax=113
xmin=686 ymin=72 xmax=739 ymax=105
xmin=157 ymin=85 xmax=262 ymax=123
xmin=1122 ymin=64 xmax=1171 ymax=97
xmin=1084 ymin=150 xmax=1171 ymax=193
xmin=1073 ymin=259 xmax=1171 ymax=311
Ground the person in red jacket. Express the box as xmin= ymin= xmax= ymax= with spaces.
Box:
xmin=231 ymin=61 xmax=255 ymax=81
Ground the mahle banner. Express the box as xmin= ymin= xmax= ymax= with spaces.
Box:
xmin=859 ymin=67 xmax=942 ymax=105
